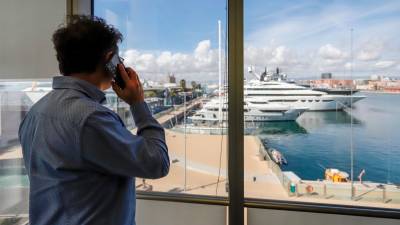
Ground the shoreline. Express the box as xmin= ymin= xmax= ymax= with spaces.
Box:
xmin=359 ymin=90 xmax=400 ymax=95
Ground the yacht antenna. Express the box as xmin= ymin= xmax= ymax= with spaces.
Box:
xmin=248 ymin=66 xmax=261 ymax=80
xmin=218 ymin=20 xmax=223 ymax=124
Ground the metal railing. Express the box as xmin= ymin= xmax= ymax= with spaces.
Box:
xmin=135 ymin=191 xmax=400 ymax=219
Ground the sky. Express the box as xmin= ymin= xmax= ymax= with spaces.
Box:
xmin=95 ymin=0 xmax=400 ymax=82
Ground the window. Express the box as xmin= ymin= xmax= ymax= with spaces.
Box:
xmin=95 ymin=0 xmax=228 ymax=196
xmin=1 ymin=1 xmax=399 ymax=224
xmin=0 ymin=0 xmax=67 ymax=222
xmin=244 ymin=0 xmax=400 ymax=210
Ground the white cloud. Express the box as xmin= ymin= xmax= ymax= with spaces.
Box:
xmin=121 ymin=40 xmax=220 ymax=81
xmin=357 ymin=40 xmax=384 ymax=61
xmin=344 ymin=62 xmax=353 ymax=70
xmin=318 ymin=44 xmax=346 ymax=60
xmin=270 ymin=46 xmax=291 ymax=64
xmin=194 ymin=40 xmax=216 ymax=69
xmin=243 ymin=1 xmax=400 ymax=77
xmin=375 ymin=60 xmax=396 ymax=69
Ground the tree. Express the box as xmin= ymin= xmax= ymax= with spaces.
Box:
xmin=180 ymin=79 xmax=186 ymax=90
xmin=191 ymin=81 xmax=197 ymax=89
xmin=144 ymin=90 xmax=157 ymax=98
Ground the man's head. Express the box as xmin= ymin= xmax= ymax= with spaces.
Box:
xmin=52 ymin=15 xmax=123 ymax=90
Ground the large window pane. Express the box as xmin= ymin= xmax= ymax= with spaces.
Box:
xmin=244 ymin=0 xmax=400 ymax=209
xmin=95 ymin=0 xmax=228 ymax=196
xmin=0 ymin=0 xmax=66 ymax=223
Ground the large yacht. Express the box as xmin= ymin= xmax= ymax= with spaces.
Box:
xmin=189 ymin=98 xmax=307 ymax=125
xmin=245 ymin=68 xmax=365 ymax=111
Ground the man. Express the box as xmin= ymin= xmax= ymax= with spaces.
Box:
xmin=19 ymin=15 xmax=170 ymax=225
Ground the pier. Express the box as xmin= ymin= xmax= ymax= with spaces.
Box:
xmin=156 ymin=99 xmax=202 ymax=127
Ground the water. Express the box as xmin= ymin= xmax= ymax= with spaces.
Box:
xmin=256 ymin=92 xmax=400 ymax=184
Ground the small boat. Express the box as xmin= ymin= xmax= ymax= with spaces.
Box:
xmin=325 ymin=168 xmax=349 ymax=183
xmin=267 ymin=148 xmax=287 ymax=165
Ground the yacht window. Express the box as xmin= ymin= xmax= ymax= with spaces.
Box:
xmin=316 ymin=100 xmax=320 ymax=102
xmin=246 ymin=88 xmax=304 ymax=91
xmin=260 ymin=110 xmax=285 ymax=113
xmin=323 ymin=100 xmax=333 ymax=102
xmin=250 ymin=102 xmax=268 ymax=104
xmin=301 ymin=100 xmax=306 ymax=102
xmin=308 ymin=100 xmax=313 ymax=102
xmin=247 ymin=94 xmax=322 ymax=96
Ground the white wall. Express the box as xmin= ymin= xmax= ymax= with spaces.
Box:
xmin=0 ymin=0 xmax=66 ymax=79
xmin=248 ymin=208 xmax=399 ymax=225
xmin=136 ymin=199 xmax=227 ymax=225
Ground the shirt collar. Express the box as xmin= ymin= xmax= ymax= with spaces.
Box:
xmin=52 ymin=76 xmax=106 ymax=103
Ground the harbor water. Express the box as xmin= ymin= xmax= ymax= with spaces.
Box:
xmin=257 ymin=92 xmax=400 ymax=184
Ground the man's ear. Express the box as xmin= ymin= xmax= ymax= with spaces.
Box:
xmin=105 ymin=50 xmax=114 ymax=62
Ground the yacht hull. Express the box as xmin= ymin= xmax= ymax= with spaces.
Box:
xmin=189 ymin=108 xmax=307 ymax=125
xmin=244 ymin=108 xmax=306 ymax=121
xmin=247 ymin=95 xmax=365 ymax=111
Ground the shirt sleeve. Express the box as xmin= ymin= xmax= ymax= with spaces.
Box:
xmin=81 ymin=102 xmax=170 ymax=179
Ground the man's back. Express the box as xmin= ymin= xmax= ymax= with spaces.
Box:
xmin=19 ymin=76 xmax=169 ymax=225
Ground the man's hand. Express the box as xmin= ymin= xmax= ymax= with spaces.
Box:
xmin=112 ymin=64 xmax=144 ymax=105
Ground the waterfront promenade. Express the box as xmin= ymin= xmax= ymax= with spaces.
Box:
xmin=135 ymin=129 xmax=287 ymax=198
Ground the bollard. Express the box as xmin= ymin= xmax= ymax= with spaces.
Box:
xmin=351 ymin=185 xmax=356 ymax=200
xmin=383 ymin=186 xmax=386 ymax=203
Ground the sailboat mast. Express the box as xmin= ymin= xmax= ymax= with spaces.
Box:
xmin=218 ymin=20 xmax=222 ymax=123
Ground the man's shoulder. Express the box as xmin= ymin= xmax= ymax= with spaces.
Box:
xmin=29 ymin=89 xmax=117 ymax=126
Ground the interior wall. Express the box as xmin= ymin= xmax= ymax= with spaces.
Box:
xmin=247 ymin=208 xmax=399 ymax=225
xmin=0 ymin=0 xmax=66 ymax=79
xmin=136 ymin=199 xmax=227 ymax=225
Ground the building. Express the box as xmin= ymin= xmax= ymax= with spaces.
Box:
xmin=310 ymin=79 xmax=355 ymax=89
xmin=167 ymin=73 xmax=176 ymax=84
xmin=321 ymin=73 xmax=332 ymax=79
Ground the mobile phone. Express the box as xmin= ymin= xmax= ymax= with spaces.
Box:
xmin=106 ymin=50 xmax=126 ymax=89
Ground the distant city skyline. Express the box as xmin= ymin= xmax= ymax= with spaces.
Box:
xmin=95 ymin=0 xmax=400 ymax=82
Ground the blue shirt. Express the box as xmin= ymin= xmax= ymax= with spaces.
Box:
xmin=19 ymin=76 xmax=170 ymax=225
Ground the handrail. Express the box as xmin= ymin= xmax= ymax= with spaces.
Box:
xmin=135 ymin=191 xmax=400 ymax=219
xmin=244 ymin=197 xmax=400 ymax=219
xmin=136 ymin=191 xmax=229 ymax=206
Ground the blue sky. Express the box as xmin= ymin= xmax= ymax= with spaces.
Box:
xmin=95 ymin=0 xmax=400 ymax=81
xmin=95 ymin=0 xmax=227 ymax=52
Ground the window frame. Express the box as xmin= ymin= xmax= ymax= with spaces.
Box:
xmin=88 ymin=0 xmax=400 ymax=224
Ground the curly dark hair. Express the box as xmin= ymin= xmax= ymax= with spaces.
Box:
xmin=52 ymin=15 xmax=123 ymax=75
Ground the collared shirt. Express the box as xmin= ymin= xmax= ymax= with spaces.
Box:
xmin=19 ymin=76 xmax=170 ymax=225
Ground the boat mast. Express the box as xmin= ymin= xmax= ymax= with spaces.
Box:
xmin=218 ymin=20 xmax=222 ymax=124
xmin=350 ymin=27 xmax=355 ymax=199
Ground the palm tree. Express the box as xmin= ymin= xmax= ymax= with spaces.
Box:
xmin=180 ymin=79 xmax=186 ymax=90
xmin=191 ymin=81 xmax=197 ymax=90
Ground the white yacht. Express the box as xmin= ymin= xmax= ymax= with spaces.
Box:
xmin=189 ymin=98 xmax=307 ymax=125
xmin=245 ymin=68 xmax=365 ymax=111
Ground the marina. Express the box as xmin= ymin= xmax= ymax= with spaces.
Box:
xmin=0 ymin=88 xmax=400 ymax=212
xmin=1 ymin=80 xmax=400 ymax=214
